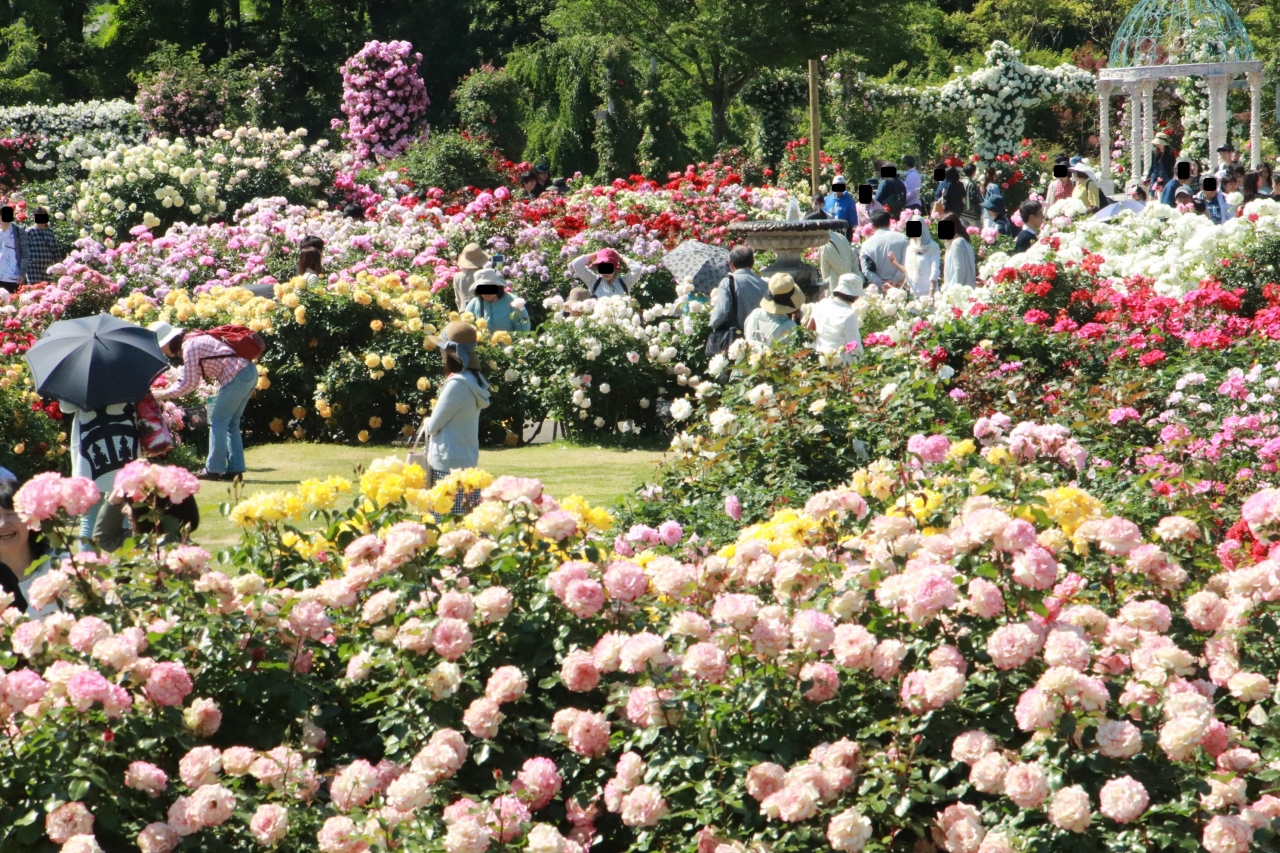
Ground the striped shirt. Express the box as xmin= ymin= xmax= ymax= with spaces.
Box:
xmin=162 ymin=334 xmax=252 ymax=398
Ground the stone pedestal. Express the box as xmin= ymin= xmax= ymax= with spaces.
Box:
xmin=727 ymin=219 xmax=840 ymax=302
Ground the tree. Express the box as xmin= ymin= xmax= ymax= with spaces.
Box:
xmin=548 ymin=0 xmax=888 ymax=150
xmin=0 ymin=20 xmax=55 ymax=106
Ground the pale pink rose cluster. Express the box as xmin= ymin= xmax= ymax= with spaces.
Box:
xmin=899 ymin=664 xmax=967 ymax=714
xmin=551 ymin=708 xmax=611 ymax=758
xmin=748 ymin=740 xmax=860 ymax=824
xmin=14 ymin=472 xmax=100 ymax=528
xmin=548 ymin=561 xmax=605 ymax=617
xmin=112 ymin=460 xmax=200 ymax=504
xmin=1004 ymin=420 xmax=1087 ymax=469
xmin=803 ymin=486 xmax=870 ymax=521
xmin=906 ymin=433 xmax=951 ymax=465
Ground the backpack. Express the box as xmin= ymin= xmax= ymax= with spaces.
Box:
xmin=201 ymin=325 xmax=267 ymax=361
xmin=880 ymin=178 xmax=907 ymax=214
xmin=964 ymin=179 xmax=983 ymax=217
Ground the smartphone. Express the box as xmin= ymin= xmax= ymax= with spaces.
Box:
xmin=1202 ymin=177 xmax=1217 ymax=192
xmin=937 ymin=220 xmax=956 ymax=240
xmin=934 ymin=167 xmax=946 ymax=182
xmin=1053 ymin=165 xmax=1068 ymax=178
xmin=1177 ymin=162 xmax=1191 ymax=180
xmin=858 ymin=185 xmax=873 ymax=204
xmin=906 ymin=220 xmax=922 ymax=238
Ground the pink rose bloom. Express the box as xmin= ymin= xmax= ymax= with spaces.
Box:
xmin=46 ymin=801 xmax=94 ymax=844
xmin=66 ymin=670 xmax=111 ymax=712
xmin=287 ymin=601 xmax=332 ymax=642
xmin=1242 ymin=488 xmax=1280 ymax=539
xmin=871 ymin=639 xmax=906 ymax=680
xmin=475 ymin=586 xmax=514 ymax=623
xmin=536 ymin=510 xmax=578 ymax=542
xmin=604 ymin=561 xmax=648 ymax=603
xmin=221 ymin=747 xmax=257 ymax=776
xmin=969 ymin=752 xmax=1008 ymax=794
xmin=951 ymin=731 xmax=996 ymax=765
xmin=801 ymin=662 xmax=839 ymax=702
xmin=387 ymin=772 xmax=431 ymax=812
xmin=146 ymin=661 xmax=194 ymax=707
xmin=1011 ymin=546 xmax=1058 ymax=590
xmin=60 ymin=476 xmax=101 ymax=515
xmin=593 ymin=632 xmax=626 ymax=673
xmin=620 ymin=785 xmax=668 ymax=827
xmin=657 ymin=520 xmax=684 ymax=546
xmin=165 ymin=546 xmax=211 ymax=575
xmin=1095 ymin=516 xmax=1143 ymax=555
xmin=183 ymin=697 xmax=222 ymax=736
xmin=191 ymin=783 xmax=236 ymax=827
xmin=125 ymin=762 xmax=168 ymax=797
xmin=1003 ymin=763 xmax=1049 ymax=809
xmin=433 ymin=618 xmax=473 ymax=660
xmin=69 ymin=617 xmax=111 ymax=653
xmin=670 ymin=611 xmax=712 ymax=640
xmin=725 ymin=495 xmax=742 ymax=521
xmin=746 ymin=763 xmax=786 ymax=800
xmin=760 ymin=783 xmax=819 ymax=822
xmin=317 ymin=815 xmax=369 ymax=853
xmin=563 ymin=579 xmax=605 ymax=617
xmin=994 ymin=519 xmax=1037 ymax=552
xmin=619 ymin=632 xmax=668 ymax=673
xmin=516 ymin=757 xmax=563 ymax=810
xmin=437 ymin=591 xmax=476 ymax=621
xmin=790 ymin=609 xmax=836 ymax=652
xmin=1203 ymin=815 xmax=1253 ymax=853
xmin=567 ymin=710 xmax=611 ymax=758
xmin=463 ymin=697 xmax=505 ymax=739
xmin=250 ymin=804 xmax=290 ymax=845
xmin=1048 ymin=785 xmax=1091 ymax=833
xmin=330 ymin=759 xmax=379 ymax=811
xmin=1014 ymin=687 xmax=1058 ymax=731
xmin=966 ymin=578 xmax=1004 ymax=618
xmin=487 ymin=795 xmax=532 ymax=842
xmin=827 ymin=806 xmax=872 ymax=852
xmin=832 ymin=624 xmax=876 ymax=670
xmin=13 ymin=472 xmax=66 ymax=527
xmin=559 ymin=650 xmax=601 ymax=692
xmin=485 ymin=665 xmax=528 ymax=704
xmin=547 ymin=562 xmax=590 ymax=599
xmin=1098 ymin=776 xmax=1148 ymax=823
xmin=1118 ymin=599 xmax=1171 ymax=633
xmin=986 ymin=623 xmax=1042 ymax=669
xmin=178 ymin=745 xmax=222 ymax=788
xmin=682 ymin=642 xmax=729 ymax=683
xmin=1185 ymin=591 xmax=1227 ymax=632
xmin=153 ymin=465 xmax=200 ymax=503
xmin=137 ymin=823 xmax=181 ymax=853
xmin=1042 ymin=626 xmax=1090 ymax=670
xmin=443 ymin=818 xmax=491 ymax=853
xmin=711 ymin=593 xmax=761 ymax=630
xmin=2 ymin=669 xmax=48 ymax=711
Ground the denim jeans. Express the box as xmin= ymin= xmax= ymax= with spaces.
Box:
xmin=207 ymin=364 xmax=257 ymax=474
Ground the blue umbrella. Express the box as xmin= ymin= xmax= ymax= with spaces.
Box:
xmin=24 ymin=313 xmax=169 ymax=411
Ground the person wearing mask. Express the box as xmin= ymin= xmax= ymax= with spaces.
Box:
xmin=709 ymin=244 xmax=770 ymax=345
xmin=823 ymin=176 xmax=858 ymax=231
xmin=1147 ymin=132 xmax=1176 ymax=191
xmin=464 ymin=270 xmax=531 ymax=333
xmin=424 ymin=322 xmax=491 ymax=505
xmin=453 ymin=243 xmax=490 ymax=311
xmin=902 ymin=156 xmax=923 ymax=211
xmin=960 ymin=163 xmax=984 ymax=230
xmin=939 ymin=213 xmax=977 ymax=288
xmin=1014 ymin=201 xmax=1044 ymax=254
xmin=806 ymin=273 xmax=863 ymax=364
xmin=1195 ymin=177 xmax=1229 ymax=225
xmin=150 ymin=322 xmax=256 ymax=482
xmin=983 ymin=193 xmax=1017 ymax=237
xmin=1069 ymin=164 xmax=1102 ymax=214
xmin=1258 ymin=163 xmax=1273 ymax=197
xmin=1161 ymin=161 xmax=1192 ymax=206
xmin=570 ymin=248 xmax=642 ymax=298
xmin=0 ymin=204 xmax=24 ymax=293
xmin=744 ymin=273 xmax=805 ymax=346
xmin=22 ymin=207 xmax=62 ymax=284
xmin=1045 ymin=156 xmax=1074 ymax=207
xmin=886 ymin=216 xmax=940 ymax=298
xmin=0 ymin=479 xmax=54 ymax=616
xmin=859 ymin=210 xmax=909 ymax=289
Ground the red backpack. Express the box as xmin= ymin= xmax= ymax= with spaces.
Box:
xmin=201 ymin=325 xmax=267 ymax=361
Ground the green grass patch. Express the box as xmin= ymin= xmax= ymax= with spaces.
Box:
xmin=194 ymin=442 xmax=665 ymax=551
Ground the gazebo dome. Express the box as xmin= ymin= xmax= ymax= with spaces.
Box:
xmin=1109 ymin=0 xmax=1255 ymax=68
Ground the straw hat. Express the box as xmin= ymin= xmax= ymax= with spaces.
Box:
xmin=565 ymin=287 xmax=591 ymax=305
xmin=148 ymin=321 xmax=184 ymax=350
xmin=457 ymin=243 xmax=489 ymax=270
xmin=1152 ymin=131 xmax=1171 ymax=146
xmin=762 ymin=273 xmax=805 ymax=316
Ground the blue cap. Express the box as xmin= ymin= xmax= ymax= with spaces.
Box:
xmin=1069 ymin=156 xmax=1083 ymax=166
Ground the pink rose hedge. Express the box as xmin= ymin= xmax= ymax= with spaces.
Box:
xmin=2 ymin=427 xmax=1280 ymax=852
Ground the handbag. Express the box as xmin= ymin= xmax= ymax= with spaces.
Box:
xmin=705 ymin=273 xmax=741 ymax=356
xmin=407 ymin=418 xmax=433 ymax=483
xmin=136 ymin=393 xmax=176 ymax=458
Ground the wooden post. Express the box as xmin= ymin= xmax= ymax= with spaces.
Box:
xmin=808 ymin=59 xmax=821 ymax=200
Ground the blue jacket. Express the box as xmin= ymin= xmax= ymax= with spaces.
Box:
xmin=824 ymin=193 xmax=858 ymax=230
xmin=427 ymin=372 xmax=491 ymax=472
xmin=464 ymin=293 xmax=531 ymax=333
xmin=1161 ymin=179 xmax=1186 ymax=207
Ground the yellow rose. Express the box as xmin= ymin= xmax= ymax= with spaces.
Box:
xmin=396 ymin=403 xmax=410 ymax=414
xmin=416 ymin=377 xmax=430 ymax=392
xmin=369 ymin=416 xmax=382 ymax=428
xmin=371 ymin=319 xmax=384 ymax=332
xmin=292 ymin=406 xmax=307 ymax=419
xmin=381 ymin=355 xmax=396 ymax=369
xmin=358 ymin=430 xmax=370 ymax=442
xmin=364 ymin=353 xmax=381 ymax=369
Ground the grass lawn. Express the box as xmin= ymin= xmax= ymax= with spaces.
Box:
xmin=194 ymin=442 xmax=666 ymax=552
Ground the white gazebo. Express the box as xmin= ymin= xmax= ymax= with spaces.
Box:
xmin=1097 ymin=0 xmax=1264 ymax=194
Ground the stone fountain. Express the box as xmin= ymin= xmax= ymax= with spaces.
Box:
xmin=726 ymin=218 xmax=846 ymax=301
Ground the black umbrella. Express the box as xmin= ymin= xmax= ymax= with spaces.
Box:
xmin=24 ymin=313 xmax=169 ymax=411
xmin=662 ymin=240 xmax=731 ymax=295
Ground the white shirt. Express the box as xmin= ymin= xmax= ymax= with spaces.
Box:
xmin=0 ymin=226 xmax=19 ymax=282
xmin=810 ymin=298 xmax=862 ymax=363
xmin=906 ymin=243 xmax=941 ymax=297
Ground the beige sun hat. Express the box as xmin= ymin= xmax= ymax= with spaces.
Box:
xmin=457 ymin=243 xmax=489 ymax=270
xmin=762 ymin=272 xmax=805 ymax=316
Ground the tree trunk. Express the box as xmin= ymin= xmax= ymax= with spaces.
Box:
xmin=710 ymin=74 xmax=728 ymax=150
xmin=225 ymin=0 xmax=242 ymax=53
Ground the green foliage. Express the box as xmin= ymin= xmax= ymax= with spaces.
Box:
xmin=741 ymin=69 xmax=807 ymax=172
xmin=634 ymin=65 xmax=687 ymax=179
xmin=377 ymin=131 xmax=506 ymax=194
xmin=0 ymin=385 xmax=64 ymax=480
xmin=0 ymin=20 xmax=56 ymax=106
xmin=507 ymin=36 xmax=606 ymax=176
xmin=133 ymin=44 xmax=281 ymax=138
xmin=454 ymin=64 xmax=529 ymax=161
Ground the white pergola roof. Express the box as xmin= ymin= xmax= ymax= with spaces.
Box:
xmin=1100 ymin=60 xmax=1263 ymax=81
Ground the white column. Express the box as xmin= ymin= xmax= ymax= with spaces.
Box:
xmin=1249 ymin=70 xmax=1265 ymax=169
xmin=1126 ymin=83 xmax=1142 ymax=181
xmin=1140 ymin=78 xmax=1156 ymax=184
xmin=1206 ymin=74 xmax=1231 ymax=172
xmin=1098 ymin=79 xmax=1115 ymax=195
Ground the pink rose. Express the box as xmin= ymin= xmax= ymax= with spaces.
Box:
xmin=516 ymin=757 xmax=563 ymax=810
xmin=559 ymin=650 xmax=601 ymax=692
xmin=250 ymin=804 xmax=290 ymax=845
xmin=604 ymin=561 xmax=648 ymax=603
xmin=463 ymin=697 xmax=505 ymax=739
xmin=1003 ymin=762 xmax=1049 ymax=808
xmin=1098 ymin=776 xmax=1148 ymax=823
xmin=146 ymin=661 xmax=193 ymax=707
xmin=125 ymin=762 xmax=168 ymax=797
xmin=137 ymin=823 xmax=180 ymax=853
xmin=433 ymin=618 xmax=473 ymax=660
xmin=485 ymin=665 xmax=528 ymax=704
xmin=682 ymin=642 xmax=729 ymax=683
xmin=46 ymin=801 xmax=93 ymax=844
